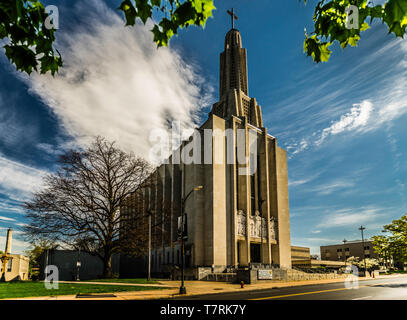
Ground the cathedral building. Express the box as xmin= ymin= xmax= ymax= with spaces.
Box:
xmin=121 ymin=25 xmax=292 ymax=276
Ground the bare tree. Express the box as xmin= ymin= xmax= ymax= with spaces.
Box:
xmin=23 ymin=137 xmax=153 ymax=278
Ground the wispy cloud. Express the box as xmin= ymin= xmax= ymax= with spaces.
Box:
xmin=0 ymin=235 xmax=30 ymax=254
xmin=0 ymin=200 xmax=25 ymax=215
xmin=36 ymin=143 xmax=64 ymax=157
xmin=311 ymin=180 xmax=356 ymax=196
xmin=26 ymin=0 xmax=214 ymax=161
xmin=0 ymin=94 xmax=39 ymax=149
xmin=0 ymin=153 xmax=46 ymax=201
xmin=288 ymin=178 xmax=312 ymax=187
xmin=316 ymin=100 xmax=373 ymax=145
xmin=316 ymin=206 xmax=388 ymax=229
xmin=275 ymin=32 xmax=407 ymax=157
xmin=0 ymin=215 xmax=15 ymax=222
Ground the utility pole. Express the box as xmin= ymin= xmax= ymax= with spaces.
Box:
xmin=359 ymin=226 xmax=368 ymax=276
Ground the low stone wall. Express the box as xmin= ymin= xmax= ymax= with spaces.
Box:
xmin=237 ymin=268 xmax=348 ymax=284
xmin=285 ymin=269 xmax=348 ymax=281
xmin=171 ymin=267 xmax=236 ymax=281
xmin=202 ymin=273 xmax=237 ymax=282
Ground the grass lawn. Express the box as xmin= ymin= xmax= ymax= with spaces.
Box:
xmin=386 ymin=270 xmax=407 ymax=274
xmin=86 ymin=278 xmax=160 ymax=284
xmin=0 ymin=281 xmax=164 ymax=299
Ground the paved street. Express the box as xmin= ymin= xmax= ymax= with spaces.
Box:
xmin=173 ymin=275 xmax=407 ymax=300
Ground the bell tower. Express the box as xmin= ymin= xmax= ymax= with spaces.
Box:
xmin=211 ymin=9 xmax=263 ymax=128
xmin=219 ymin=29 xmax=249 ymax=98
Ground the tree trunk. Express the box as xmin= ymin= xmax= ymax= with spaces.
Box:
xmin=102 ymin=253 xmax=113 ymax=278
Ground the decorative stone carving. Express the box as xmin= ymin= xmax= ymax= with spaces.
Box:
xmin=237 ymin=210 xmax=246 ymax=236
xmin=237 ymin=210 xmax=272 ymax=239
xmin=249 ymin=211 xmax=266 ymax=238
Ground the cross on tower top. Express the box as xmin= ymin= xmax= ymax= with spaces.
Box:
xmin=227 ymin=8 xmax=238 ymax=29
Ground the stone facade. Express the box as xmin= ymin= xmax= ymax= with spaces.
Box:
xmin=291 ymin=246 xmax=311 ymax=261
xmin=121 ymin=27 xmax=292 ymax=276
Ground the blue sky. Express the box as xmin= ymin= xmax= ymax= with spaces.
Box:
xmin=1 ymin=0 xmax=407 ymax=255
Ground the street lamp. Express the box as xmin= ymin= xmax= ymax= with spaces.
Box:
xmin=76 ymin=248 xmax=81 ymax=281
xmin=343 ymin=239 xmax=347 ymax=268
xmin=359 ymin=226 xmax=368 ymax=276
xmin=179 ymin=185 xmax=203 ymax=295
xmin=147 ymin=207 xmax=152 ymax=281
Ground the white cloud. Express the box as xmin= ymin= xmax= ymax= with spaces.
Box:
xmin=36 ymin=143 xmax=63 ymax=156
xmin=312 ymin=180 xmax=355 ymax=195
xmin=283 ymin=37 xmax=407 ymax=157
xmin=316 ymin=100 xmax=373 ymax=145
xmin=288 ymin=179 xmax=311 ymax=187
xmin=0 ymin=154 xmax=46 ymax=201
xmin=0 ymin=94 xmax=39 ymax=148
xmin=0 ymin=200 xmax=25 ymax=214
xmin=0 ymin=235 xmax=30 ymax=255
xmin=0 ymin=216 xmax=15 ymax=222
xmin=26 ymin=0 xmax=214 ymax=160
xmin=316 ymin=207 xmax=385 ymax=229
xmin=290 ymin=138 xmax=308 ymax=156
xmin=306 ymin=237 xmax=341 ymax=242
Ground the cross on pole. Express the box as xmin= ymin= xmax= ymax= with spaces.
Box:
xmin=227 ymin=8 xmax=238 ymax=29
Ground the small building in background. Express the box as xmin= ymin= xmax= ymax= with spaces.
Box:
xmin=39 ymin=250 xmax=120 ymax=281
xmin=320 ymin=240 xmax=378 ymax=262
xmin=0 ymin=228 xmax=30 ymax=281
xmin=291 ymin=245 xmax=345 ymax=269
xmin=0 ymin=254 xmax=29 ymax=281
xmin=291 ymin=246 xmax=311 ymax=261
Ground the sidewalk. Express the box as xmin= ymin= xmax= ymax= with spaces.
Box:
xmin=56 ymin=281 xmax=171 ymax=287
xmin=9 ymin=274 xmax=403 ymax=300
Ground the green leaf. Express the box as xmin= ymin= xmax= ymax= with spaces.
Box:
xmin=347 ymin=34 xmax=360 ymax=47
xmin=384 ymin=0 xmax=407 ymax=36
xmin=135 ymin=0 xmax=153 ymax=24
xmin=4 ymin=44 xmax=37 ymax=74
xmin=119 ymin=0 xmax=137 ymax=26
xmin=304 ymin=34 xmax=332 ymax=63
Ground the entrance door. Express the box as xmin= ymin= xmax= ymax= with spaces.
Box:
xmin=250 ymin=244 xmax=261 ymax=263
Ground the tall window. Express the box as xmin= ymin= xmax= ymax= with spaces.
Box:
xmin=7 ymin=259 xmax=12 ymax=272
xmin=250 ymin=173 xmax=255 ymax=215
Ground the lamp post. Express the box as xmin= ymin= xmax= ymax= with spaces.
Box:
xmin=179 ymin=185 xmax=203 ymax=295
xmin=76 ymin=248 xmax=81 ymax=281
xmin=359 ymin=226 xmax=367 ymax=276
xmin=147 ymin=208 xmax=152 ymax=281
xmin=343 ymin=239 xmax=347 ymax=268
